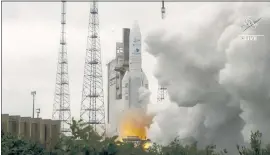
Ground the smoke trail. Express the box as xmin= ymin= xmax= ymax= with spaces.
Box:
xmin=145 ymin=2 xmax=270 ymax=152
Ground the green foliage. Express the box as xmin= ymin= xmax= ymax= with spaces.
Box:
xmin=2 ymin=120 xmax=270 ymax=155
xmin=1 ymin=130 xmax=45 ymax=155
xmin=237 ymin=130 xmax=270 ymax=155
xmin=147 ymin=138 xmax=222 ymax=155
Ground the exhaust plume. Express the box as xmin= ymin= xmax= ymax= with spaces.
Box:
xmin=145 ymin=2 xmax=270 ymax=153
xmin=118 ymin=87 xmax=154 ymax=140
xmin=118 ymin=108 xmax=153 ymax=140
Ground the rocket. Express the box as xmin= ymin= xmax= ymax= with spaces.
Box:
xmin=122 ymin=21 xmax=149 ymax=109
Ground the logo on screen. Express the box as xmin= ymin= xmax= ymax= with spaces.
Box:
xmin=239 ymin=16 xmax=264 ymax=41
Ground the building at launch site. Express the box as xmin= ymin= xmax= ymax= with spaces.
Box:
xmin=1 ymin=114 xmax=61 ymax=150
xmin=107 ymin=22 xmax=149 ymax=137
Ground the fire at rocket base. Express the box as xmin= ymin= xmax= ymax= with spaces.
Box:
xmin=118 ymin=104 xmax=154 ymax=150
xmin=119 ymin=107 xmax=154 ymax=140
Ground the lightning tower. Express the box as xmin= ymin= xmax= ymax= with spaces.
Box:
xmin=157 ymin=86 xmax=167 ymax=103
xmin=80 ymin=0 xmax=105 ymax=135
xmin=52 ymin=0 xmax=71 ymax=134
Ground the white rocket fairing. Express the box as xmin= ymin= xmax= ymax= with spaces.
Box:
xmin=122 ymin=21 xmax=149 ymax=109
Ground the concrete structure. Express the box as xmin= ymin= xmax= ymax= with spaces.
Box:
xmin=122 ymin=136 xmax=151 ymax=149
xmin=107 ymin=28 xmax=130 ymax=136
xmin=122 ymin=136 xmax=141 ymax=143
xmin=107 ymin=22 xmax=149 ymax=136
xmin=1 ymin=114 xmax=61 ymax=150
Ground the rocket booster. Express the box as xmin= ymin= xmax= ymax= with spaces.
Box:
xmin=122 ymin=21 xmax=149 ymax=109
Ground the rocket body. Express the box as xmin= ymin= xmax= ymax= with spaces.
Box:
xmin=122 ymin=21 xmax=149 ymax=109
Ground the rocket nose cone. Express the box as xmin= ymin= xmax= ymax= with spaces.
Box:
xmin=132 ymin=20 xmax=140 ymax=33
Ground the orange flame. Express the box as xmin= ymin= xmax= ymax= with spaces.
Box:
xmin=118 ymin=108 xmax=154 ymax=140
xmin=143 ymin=141 xmax=152 ymax=150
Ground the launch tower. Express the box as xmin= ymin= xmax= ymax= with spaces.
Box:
xmin=52 ymin=0 xmax=72 ymax=133
xmin=157 ymin=86 xmax=167 ymax=103
xmin=107 ymin=29 xmax=130 ymax=136
xmin=80 ymin=0 xmax=106 ymax=135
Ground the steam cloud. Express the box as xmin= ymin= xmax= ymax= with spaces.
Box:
xmin=145 ymin=2 xmax=270 ymax=153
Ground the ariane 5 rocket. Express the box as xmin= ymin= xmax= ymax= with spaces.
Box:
xmin=122 ymin=21 xmax=149 ymax=109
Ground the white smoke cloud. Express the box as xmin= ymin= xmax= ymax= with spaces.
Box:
xmin=138 ymin=87 xmax=152 ymax=109
xmin=145 ymin=2 xmax=270 ymax=153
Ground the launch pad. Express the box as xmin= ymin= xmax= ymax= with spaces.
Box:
xmin=122 ymin=136 xmax=142 ymax=143
xmin=122 ymin=136 xmax=152 ymax=150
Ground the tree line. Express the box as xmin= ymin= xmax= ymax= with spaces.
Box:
xmin=2 ymin=118 xmax=270 ymax=155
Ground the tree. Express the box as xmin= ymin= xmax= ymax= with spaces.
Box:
xmin=1 ymin=130 xmax=45 ymax=155
xmin=9 ymin=118 xmax=267 ymax=155
xmin=237 ymin=130 xmax=270 ymax=155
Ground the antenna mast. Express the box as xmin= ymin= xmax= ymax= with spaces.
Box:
xmin=80 ymin=0 xmax=106 ymax=135
xmin=31 ymin=91 xmax=36 ymax=118
xmin=52 ymin=0 xmax=72 ymax=134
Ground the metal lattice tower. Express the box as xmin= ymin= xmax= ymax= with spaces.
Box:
xmin=157 ymin=85 xmax=168 ymax=103
xmin=52 ymin=0 xmax=71 ymax=134
xmin=80 ymin=1 xmax=105 ymax=135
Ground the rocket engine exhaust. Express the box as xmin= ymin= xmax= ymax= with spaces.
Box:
xmin=118 ymin=108 xmax=154 ymax=140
